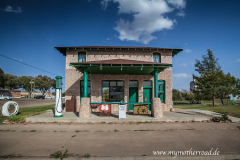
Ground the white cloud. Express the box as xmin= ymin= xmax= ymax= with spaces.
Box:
xmin=176 ymin=10 xmax=185 ymax=17
xmin=190 ymin=62 xmax=194 ymax=65
xmin=185 ymin=43 xmax=188 ymax=45
xmin=173 ymin=73 xmax=192 ymax=78
xmin=101 ymin=0 xmax=112 ymax=10
xmin=0 ymin=6 xmax=22 ymax=13
xmin=237 ymin=59 xmax=240 ymax=62
xmin=13 ymin=58 xmax=22 ymax=62
xmin=166 ymin=0 xmax=186 ymax=9
xmin=101 ymin=0 xmax=186 ymax=44
xmin=185 ymin=49 xmax=192 ymax=53
xmin=180 ymin=63 xmax=187 ymax=66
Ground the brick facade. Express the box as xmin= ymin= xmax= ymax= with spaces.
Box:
xmin=64 ymin=48 xmax=173 ymax=112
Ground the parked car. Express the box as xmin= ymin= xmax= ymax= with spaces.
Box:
xmin=21 ymin=95 xmax=25 ymax=98
xmin=35 ymin=95 xmax=45 ymax=99
xmin=0 ymin=95 xmax=14 ymax=100
xmin=45 ymin=96 xmax=55 ymax=99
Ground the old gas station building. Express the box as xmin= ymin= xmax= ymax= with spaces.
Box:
xmin=55 ymin=46 xmax=182 ymax=118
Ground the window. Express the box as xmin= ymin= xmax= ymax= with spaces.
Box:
xmin=80 ymin=80 xmax=91 ymax=101
xmin=158 ymin=80 xmax=165 ymax=103
xmin=102 ymin=80 xmax=124 ymax=102
xmin=143 ymin=80 xmax=152 ymax=87
xmin=129 ymin=80 xmax=138 ymax=87
xmin=153 ymin=53 xmax=161 ymax=63
xmin=78 ymin=52 xmax=86 ymax=62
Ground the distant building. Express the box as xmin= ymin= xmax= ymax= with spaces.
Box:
xmin=0 ymin=90 xmax=21 ymax=98
xmin=190 ymin=77 xmax=197 ymax=91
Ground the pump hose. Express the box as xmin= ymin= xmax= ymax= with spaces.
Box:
xmin=56 ymin=89 xmax=63 ymax=113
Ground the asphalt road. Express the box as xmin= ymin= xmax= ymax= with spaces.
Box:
xmin=0 ymin=123 xmax=239 ymax=159
xmin=0 ymin=98 xmax=57 ymax=110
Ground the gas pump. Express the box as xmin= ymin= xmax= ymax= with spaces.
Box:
xmin=54 ymin=76 xmax=63 ymax=117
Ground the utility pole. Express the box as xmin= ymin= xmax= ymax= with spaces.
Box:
xmin=30 ymin=79 xmax=34 ymax=98
xmin=30 ymin=79 xmax=32 ymax=98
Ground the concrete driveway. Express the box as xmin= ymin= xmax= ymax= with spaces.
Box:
xmin=0 ymin=98 xmax=56 ymax=110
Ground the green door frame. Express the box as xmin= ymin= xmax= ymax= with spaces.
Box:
xmin=129 ymin=80 xmax=138 ymax=111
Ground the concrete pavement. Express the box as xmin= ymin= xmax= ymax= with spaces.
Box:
xmin=0 ymin=122 xmax=240 ymax=159
xmin=26 ymin=108 xmax=212 ymax=123
xmin=185 ymin=109 xmax=240 ymax=123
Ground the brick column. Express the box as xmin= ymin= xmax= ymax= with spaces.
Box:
xmin=151 ymin=98 xmax=163 ymax=117
xmin=79 ymin=97 xmax=91 ymax=118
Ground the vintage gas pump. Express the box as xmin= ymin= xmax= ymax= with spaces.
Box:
xmin=54 ymin=76 xmax=63 ymax=117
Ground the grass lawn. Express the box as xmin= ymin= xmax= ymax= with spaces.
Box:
xmin=174 ymin=104 xmax=240 ymax=118
xmin=0 ymin=104 xmax=55 ymax=123
xmin=174 ymin=98 xmax=231 ymax=105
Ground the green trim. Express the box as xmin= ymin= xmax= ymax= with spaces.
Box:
xmin=56 ymin=87 xmax=62 ymax=89
xmin=55 ymin=76 xmax=62 ymax=79
xmin=53 ymin=115 xmax=63 ymax=117
xmin=54 ymin=47 xmax=183 ymax=57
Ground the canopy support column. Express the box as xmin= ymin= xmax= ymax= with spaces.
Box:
xmin=84 ymin=67 xmax=88 ymax=97
xmin=154 ymin=68 xmax=158 ymax=98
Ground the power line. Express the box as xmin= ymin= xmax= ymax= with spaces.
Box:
xmin=1 ymin=1 xmax=54 ymax=47
xmin=0 ymin=21 xmax=53 ymax=56
xmin=0 ymin=54 xmax=65 ymax=78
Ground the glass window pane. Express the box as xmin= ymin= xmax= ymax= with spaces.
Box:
xmin=80 ymin=87 xmax=83 ymax=98
xmin=109 ymin=87 xmax=124 ymax=102
xmin=102 ymin=87 xmax=109 ymax=102
xmin=87 ymin=87 xmax=91 ymax=97
xmin=117 ymin=81 xmax=124 ymax=86
xmin=158 ymin=93 xmax=164 ymax=103
xmin=143 ymin=81 xmax=152 ymax=87
xmin=102 ymin=81 xmax=109 ymax=86
xmin=153 ymin=54 xmax=159 ymax=63
xmin=87 ymin=81 xmax=91 ymax=86
xmin=129 ymin=81 xmax=138 ymax=87
xmin=80 ymin=81 xmax=91 ymax=87
xmin=158 ymin=81 xmax=164 ymax=92
xmin=78 ymin=53 xmax=86 ymax=62
xmin=110 ymin=81 xmax=116 ymax=86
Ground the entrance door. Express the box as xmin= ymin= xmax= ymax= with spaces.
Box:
xmin=129 ymin=88 xmax=138 ymax=110
xmin=143 ymin=88 xmax=152 ymax=110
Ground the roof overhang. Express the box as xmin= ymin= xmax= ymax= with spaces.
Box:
xmin=70 ymin=59 xmax=172 ymax=75
xmin=55 ymin=46 xmax=183 ymax=57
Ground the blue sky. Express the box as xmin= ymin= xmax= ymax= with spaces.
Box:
xmin=0 ymin=0 xmax=240 ymax=93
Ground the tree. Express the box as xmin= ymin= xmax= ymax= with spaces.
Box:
xmin=216 ymin=73 xmax=237 ymax=104
xmin=19 ymin=76 xmax=34 ymax=95
xmin=172 ymin=89 xmax=181 ymax=101
xmin=35 ymin=75 xmax=56 ymax=95
xmin=4 ymin=73 xmax=19 ymax=90
xmin=235 ymin=78 xmax=240 ymax=96
xmin=194 ymin=49 xmax=223 ymax=106
xmin=0 ymin=68 xmax=4 ymax=88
